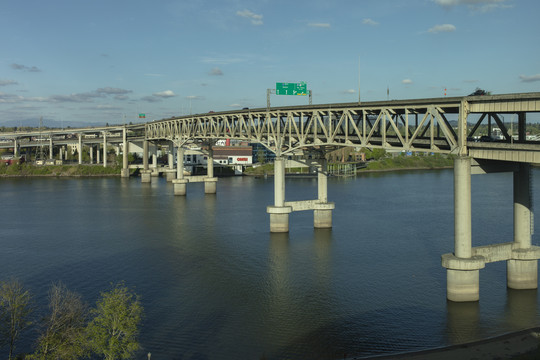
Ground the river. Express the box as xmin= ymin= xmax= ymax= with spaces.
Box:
xmin=1 ymin=169 xmax=539 ymax=359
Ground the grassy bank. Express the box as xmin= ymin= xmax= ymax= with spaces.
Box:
xmin=0 ymin=163 xmax=122 ymax=177
xmin=362 ymin=153 xmax=454 ymax=171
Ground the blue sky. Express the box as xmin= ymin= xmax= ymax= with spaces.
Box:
xmin=1 ymin=0 xmax=539 ymax=125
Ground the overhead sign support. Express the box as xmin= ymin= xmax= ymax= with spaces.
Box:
xmin=267 ymin=82 xmax=312 ymax=110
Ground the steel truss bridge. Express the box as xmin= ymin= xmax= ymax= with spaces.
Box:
xmin=145 ymin=92 xmax=540 ymax=162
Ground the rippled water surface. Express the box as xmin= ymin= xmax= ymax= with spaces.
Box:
xmin=1 ymin=169 xmax=539 ymax=359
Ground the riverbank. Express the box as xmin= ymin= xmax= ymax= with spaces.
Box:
xmin=358 ymin=327 xmax=540 ymax=360
xmin=0 ymin=163 xmax=123 ymax=177
xmin=244 ymin=155 xmax=455 ymax=177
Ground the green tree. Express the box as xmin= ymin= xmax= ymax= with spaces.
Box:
xmin=31 ymin=283 xmax=88 ymax=360
xmin=256 ymin=148 xmax=265 ymax=164
xmin=0 ymin=279 xmax=33 ymax=360
xmin=87 ymin=283 xmax=143 ymax=360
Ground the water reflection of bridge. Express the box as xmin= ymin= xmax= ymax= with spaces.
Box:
xmin=3 ymin=92 xmax=540 ymax=302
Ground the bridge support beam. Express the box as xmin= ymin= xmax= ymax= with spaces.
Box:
xmin=121 ymin=128 xmax=129 ymax=178
xmin=204 ymin=147 xmax=217 ymax=194
xmin=267 ymin=157 xmax=292 ymax=232
xmin=508 ymin=163 xmax=537 ymax=289
xmin=141 ymin=140 xmax=151 ymax=183
xmin=166 ymin=142 xmax=176 ymax=181
xmin=78 ymin=134 xmax=82 ymax=165
xmin=103 ymin=132 xmax=107 ymax=168
xmin=173 ymin=147 xmax=187 ymax=195
xmin=151 ymin=146 xmax=159 ymax=176
xmin=314 ymin=159 xmax=333 ymax=228
xmin=445 ymin=157 xmax=481 ymax=302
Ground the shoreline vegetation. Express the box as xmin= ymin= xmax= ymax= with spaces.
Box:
xmin=0 ymin=155 xmax=456 ymax=177
xmin=0 ymin=163 xmax=123 ymax=177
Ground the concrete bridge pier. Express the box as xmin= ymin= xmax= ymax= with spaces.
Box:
xmin=78 ymin=134 xmax=83 ymax=164
xmin=267 ymin=157 xmax=292 ymax=232
xmin=166 ymin=142 xmax=176 ymax=181
xmin=314 ymin=158 xmax=334 ymax=228
xmin=151 ymin=145 xmax=159 ymax=177
xmin=13 ymin=139 xmax=19 ymax=157
xmin=445 ymin=157 xmax=483 ymax=302
xmin=173 ymin=146 xmax=187 ymax=195
xmin=141 ymin=140 xmax=152 ymax=183
xmin=204 ymin=147 xmax=217 ymax=194
xmin=508 ymin=163 xmax=537 ymax=289
xmin=121 ymin=128 xmax=130 ymax=178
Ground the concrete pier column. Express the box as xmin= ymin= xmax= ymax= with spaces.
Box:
xmin=49 ymin=137 xmax=53 ymax=159
xmin=141 ymin=140 xmax=151 ymax=183
xmin=143 ymin=140 xmax=149 ymax=171
xmin=204 ymin=147 xmax=217 ymax=194
xmin=508 ymin=163 xmax=537 ymax=289
xmin=103 ymin=132 xmax=107 ymax=168
xmin=165 ymin=142 xmax=176 ymax=181
xmin=78 ymin=134 xmax=82 ymax=164
xmin=446 ymin=156 xmax=481 ymax=302
xmin=172 ymin=146 xmax=187 ymax=195
xmin=176 ymin=146 xmax=184 ymax=180
xmin=314 ymin=158 xmax=334 ymax=228
xmin=121 ymin=128 xmax=129 ymax=178
xmin=152 ymin=153 xmax=157 ymax=169
xmin=96 ymin=144 xmax=100 ymax=164
xmin=454 ymin=157 xmax=472 ymax=259
xmin=89 ymin=146 xmax=93 ymax=164
xmin=13 ymin=139 xmax=19 ymax=157
xmin=169 ymin=142 xmax=174 ymax=170
xmin=267 ymin=157 xmax=292 ymax=232
xmin=59 ymin=147 xmax=63 ymax=161
xmin=151 ymin=145 xmax=159 ymax=177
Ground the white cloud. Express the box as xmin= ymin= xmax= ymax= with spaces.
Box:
xmin=236 ymin=9 xmax=263 ymax=25
xmin=153 ymin=90 xmax=176 ymax=98
xmin=428 ymin=24 xmax=456 ymax=33
xmin=520 ymin=74 xmax=540 ymax=83
xmin=209 ymin=67 xmax=223 ymax=76
xmin=402 ymin=79 xmax=413 ymax=84
xmin=433 ymin=0 xmax=511 ymax=12
xmin=0 ymin=92 xmax=24 ymax=103
xmin=0 ymin=80 xmax=18 ymax=86
xmin=308 ymin=23 xmax=331 ymax=28
xmin=49 ymin=92 xmax=104 ymax=103
xmin=202 ymin=56 xmax=245 ymax=65
xmin=342 ymin=89 xmax=356 ymax=94
xmin=362 ymin=18 xmax=378 ymax=26
xmin=96 ymin=87 xmax=132 ymax=95
xmin=11 ymin=63 xmax=41 ymax=72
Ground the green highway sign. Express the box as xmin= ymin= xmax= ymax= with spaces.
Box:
xmin=276 ymin=82 xmax=307 ymax=96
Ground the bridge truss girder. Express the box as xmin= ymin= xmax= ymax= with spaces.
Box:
xmin=145 ymin=103 xmax=462 ymax=156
